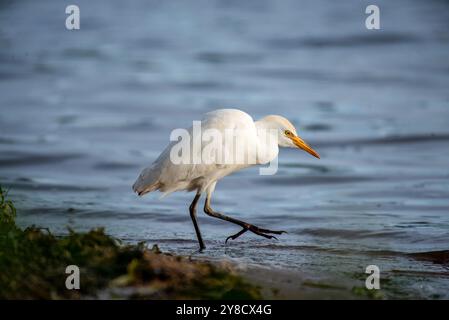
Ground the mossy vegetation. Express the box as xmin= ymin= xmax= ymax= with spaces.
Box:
xmin=351 ymin=286 xmax=384 ymax=300
xmin=0 ymin=186 xmax=261 ymax=299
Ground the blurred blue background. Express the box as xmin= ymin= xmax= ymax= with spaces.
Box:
xmin=1 ymin=0 xmax=449 ymax=298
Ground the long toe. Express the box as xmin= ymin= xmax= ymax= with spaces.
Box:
xmin=258 ymin=229 xmax=287 ymax=235
xmin=225 ymin=228 xmax=248 ymax=243
xmin=248 ymin=225 xmax=286 ymax=235
xmin=249 ymin=228 xmax=277 ymax=239
xmin=224 ymin=223 xmax=286 ymax=244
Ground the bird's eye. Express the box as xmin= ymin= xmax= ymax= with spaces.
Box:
xmin=284 ymin=130 xmax=293 ymax=137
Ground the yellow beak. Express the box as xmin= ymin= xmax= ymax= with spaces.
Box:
xmin=291 ymin=136 xmax=320 ymax=159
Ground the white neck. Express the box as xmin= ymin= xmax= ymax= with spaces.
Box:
xmin=254 ymin=119 xmax=279 ymax=164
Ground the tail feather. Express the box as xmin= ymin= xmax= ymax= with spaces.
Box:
xmin=132 ymin=166 xmax=161 ymax=196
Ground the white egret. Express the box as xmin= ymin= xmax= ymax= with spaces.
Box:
xmin=133 ymin=109 xmax=320 ymax=250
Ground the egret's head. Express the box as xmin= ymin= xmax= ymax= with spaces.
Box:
xmin=261 ymin=115 xmax=320 ymax=159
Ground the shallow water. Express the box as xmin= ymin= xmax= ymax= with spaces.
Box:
xmin=1 ymin=0 xmax=449 ymax=299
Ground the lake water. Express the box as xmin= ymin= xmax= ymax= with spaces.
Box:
xmin=1 ymin=0 xmax=449 ymax=299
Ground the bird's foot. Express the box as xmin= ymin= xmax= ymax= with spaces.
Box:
xmin=225 ymin=224 xmax=287 ymax=243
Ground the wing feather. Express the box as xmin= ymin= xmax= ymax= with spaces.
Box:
xmin=133 ymin=109 xmax=257 ymax=196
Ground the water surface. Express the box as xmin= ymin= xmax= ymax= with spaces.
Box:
xmin=1 ymin=0 xmax=449 ymax=298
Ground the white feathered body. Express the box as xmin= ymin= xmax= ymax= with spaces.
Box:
xmin=132 ymin=109 xmax=279 ymax=196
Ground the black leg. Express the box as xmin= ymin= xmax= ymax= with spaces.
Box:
xmin=189 ymin=192 xmax=205 ymax=251
xmin=203 ymin=196 xmax=286 ymax=243
xmin=225 ymin=228 xmax=247 ymax=243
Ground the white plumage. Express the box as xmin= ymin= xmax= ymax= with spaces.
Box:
xmin=133 ymin=108 xmax=320 ymax=250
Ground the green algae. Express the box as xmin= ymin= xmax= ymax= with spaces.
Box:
xmin=0 ymin=186 xmax=261 ymax=300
